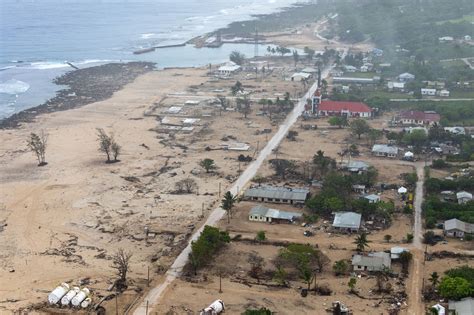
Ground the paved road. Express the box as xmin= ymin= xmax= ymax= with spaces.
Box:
xmin=132 ymin=58 xmax=345 ymax=315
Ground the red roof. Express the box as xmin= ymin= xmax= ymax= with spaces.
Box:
xmin=319 ymin=101 xmax=372 ymax=113
xmin=400 ymin=110 xmax=440 ymax=122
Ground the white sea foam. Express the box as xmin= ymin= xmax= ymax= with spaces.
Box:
xmin=141 ymin=33 xmax=157 ymax=39
xmin=0 ymin=79 xmax=30 ymax=95
xmin=28 ymin=61 xmax=70 ymax=70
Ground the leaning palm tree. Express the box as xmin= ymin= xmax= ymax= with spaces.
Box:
xmin=221 ymin=191 xmax=237 ymax=223
xmin=354 ymin=232 xmax=370 ymax=252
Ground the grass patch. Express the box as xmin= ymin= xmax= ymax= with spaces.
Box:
xmin=450 ymin=90 xmax=474 ymax=99
xmin=436 ymin=15 xmax=474 ymax=25
xmin=342 ymin=71 xmax=376 ymax=78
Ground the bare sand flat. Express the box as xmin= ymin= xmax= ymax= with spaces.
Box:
xmin=0 ymin=65 xmax=281 ymax=312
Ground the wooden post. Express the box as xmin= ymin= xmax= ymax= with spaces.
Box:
xmin=202 ymin=202 xmax=204 ymax=216
xmin=115 ymin=292 xmax=118 ymax=315
xmin=218 ymin=182 xmax=221 ymax=198
xmin=146 ymin=300 xmax=149 ymax=315
xmin=219 ymin=272 xmax=223 ymax=293
xmin=147 ymin=266 xmax=150 ymax=287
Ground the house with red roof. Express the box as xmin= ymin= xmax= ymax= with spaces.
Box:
xmin=398 ymin=110 xmax=440 ymax=126
xmin=317 ymin=100 xmax=372 ymax=118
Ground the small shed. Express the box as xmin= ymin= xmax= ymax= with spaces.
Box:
xmin=390 ymin=247 xmax=409 ymax=260
xmin=456 ymin=191 xmax=473 ymax=204
xmin=291 ymin=72 xmax=312 ymax=81
xmin=363 ymin=194 xmax=381 ymax=203
xmin=431 ymin=304 xmax=445 ymax=315
xmin=404 ymin=151 xmax=414 ymax=161
xmin=398 ymin=186 xmax=408 ymax=194
xmin=352 ymin=184 xmax=366 ymax=194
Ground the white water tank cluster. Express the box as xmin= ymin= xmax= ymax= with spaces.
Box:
xmin=48 ymin=283 xmax=91 ymax=308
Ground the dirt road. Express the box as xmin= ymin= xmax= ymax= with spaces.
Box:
xmin=406 ymin=162 xmax=425 ymax=315
xmin=132 ymin=57 xmax=346 ymax=314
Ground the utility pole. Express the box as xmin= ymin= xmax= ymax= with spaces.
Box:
xmin=219 ymin=271 xmax=223 ymax=293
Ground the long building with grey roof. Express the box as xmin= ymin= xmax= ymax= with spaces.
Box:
xmin=249 ymin=205 xmax=302 ymax=223
xmin=243 ymin=185 xmax=310 ymax=205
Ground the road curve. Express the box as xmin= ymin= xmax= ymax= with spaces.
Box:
xmin=132 ymin=60 xmax=342 ymax=314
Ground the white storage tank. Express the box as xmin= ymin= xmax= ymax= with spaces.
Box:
xmin=80 ymin=297 xmax=92 ymax=308
xmin=71 ymin=288 xmax=90 ymax=307
xmin=48 ymin=283 xmax=69 ymax=305
xmin=61 ymin=287 xmax=80 ymax=306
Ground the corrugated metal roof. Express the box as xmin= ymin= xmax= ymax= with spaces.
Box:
xmin=352 ymin=252 xmax=391 ymax=269
xmin=444 ymin=218 xmax=474 ymax=233
xmin=249 ymin=205 xmax=302 ymax=221
xmin=372 ymin=144 xmax=399 ymax=155
xmin=449 ymin=298 xmax=474 ymax=315
xmin=333 ymin=212 xmax=362 ymax=229
xmin=244 ymin=186 xmax=309 ymax=201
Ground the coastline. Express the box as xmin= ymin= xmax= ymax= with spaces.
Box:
xmin=0 ymin=62 xmax=155 ymax=129
xmin=0 ymin=1 xmax=328 ymax=129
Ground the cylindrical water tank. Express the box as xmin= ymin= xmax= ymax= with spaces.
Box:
xmin=61 ymin=287 xmax=80 ymax=306
xmin=71 ymin=288 xmax=90 ymax=307
xmin=208 ymin=300 xmax=224 ymax=313
xmin=48 ymin=283 xmax=69 ymax=305
xmin=80 ymin=297 xmax=92 ymax=308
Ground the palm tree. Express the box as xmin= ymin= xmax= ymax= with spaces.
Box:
xmin=429 ymin=272 xmax=440 ymax=288
xmin=221 ymin=191 xmax=237 ymax=223
xmin=354 ymin=232 xmax=370 ymax=252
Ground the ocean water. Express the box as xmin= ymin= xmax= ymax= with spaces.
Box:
xmin=0 ymin=0 xmax=308 ymax=119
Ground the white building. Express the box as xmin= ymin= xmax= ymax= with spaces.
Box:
xmin=456 ymin=191 xmax=473 ymax=204
xmin=439 ymin=36 xmax=454 ymax=42
xmin=363 ymin=194 xmax=381 ymax=203
xmin=439 ymin=89 xmax=450 ymax=97
xmin=249 ymin=205 xmax=302 ymax=224
xmin=398 ymin=72 xmax=415 ymax=82
xmin=352 ymin=252 xmax=391 ymax=272
xmin=217 ymin=61 xmax=241 ymax=76
xmin=387 ymin=81 xmax=405 ymax=91
xmin=444 ymin=218 xmax=474 ymax=238
xmin=291 ymin=72 xmax=312 ymax=81
xmin=421 ymin=88 xmax=436 ymax=96
xmin=372 ymin=144 xmax=399 ymax=158
xmin=464 ymin=35 xmax=472 ymax=41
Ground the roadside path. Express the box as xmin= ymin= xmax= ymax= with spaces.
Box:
xmin=132 ymin=55 xmax=346 ymax=315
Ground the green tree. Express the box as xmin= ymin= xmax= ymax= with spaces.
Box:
xmin=438 ymin=276 xmax=473 ymax=300
xmin=348 ymin=277 xmax=357 ymax=293
xmin=236 ymin=95 xmax=251 ymax=118
xmin=189 ymin=225 xmax=230 ymax=274
xmin=354 ymin=232 xmax=370 ymax=252
xmin=328 ymin=116 xmax=348 ymax=128
xmin=312 ymin=150 xmax=336 ymax=178
xmin=399 ymin=251 xmax=413 ymax=274
xmin=221 ymin=191 xmax=237 ymax=223
xmin=243 ymin=308 xmax=272 ymax=315
xmin=231 ymin=81 xmax=243 ymax=96
xmin=229 ymin=50 xmax=246 ymax=65
xmin=333 ymin=260 xmax=349 ymax=276
xmin=279 ymin=244 xmax=328 ymax=290
xmin=200 ymin=158 xmax=216 ymax=173
xmin=256 ymin=230 xmax=266 ymax=242
xmin=406 ymin=233 xmax=414 ymax=243
xmin=304 ymin=46 xmax=315 ymax=62
xmin=367 ymin=128 xmax=383 ymax=145
xmin=384 ymin=234 xmax=392 ymax=243
xmin=423 ymin=230 xmax=437 ymax=245
xmin=27 ymin=130 xmax=48 ymax=166
xmin=402 ymin=129 xmax=428 ymax=148
xmin=350 ymin=119 xmax=370 ymax=139
xmin=292 ymin=50 xmax=300 ymax=67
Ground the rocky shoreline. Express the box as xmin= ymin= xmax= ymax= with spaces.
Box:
xmin=0 ymin=62 xmax=155 ymax=129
